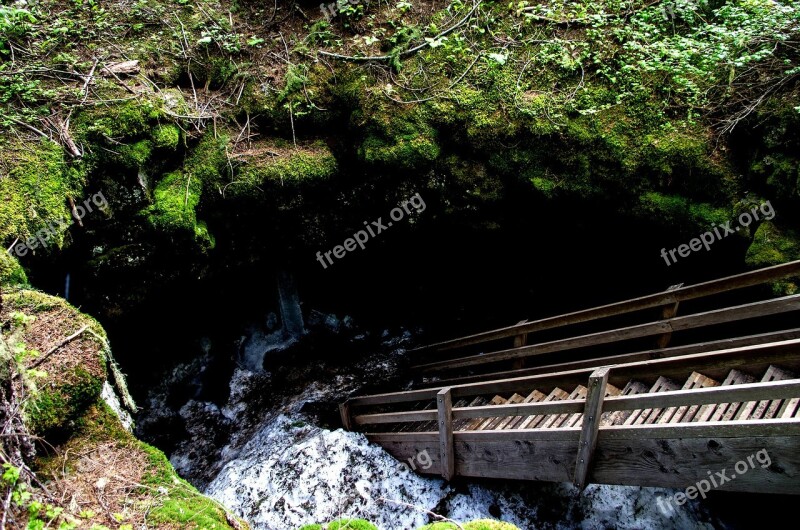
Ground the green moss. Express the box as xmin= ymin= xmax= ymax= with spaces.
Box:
xmin=746 ymin=222 xmax=800 ymax=295
xmin=359 ymin=111 xmax=440 ymax=170
xmin=151 ymin=124 xmax=181 ymax=150
xmin=0 ymin=139 xmax=84 ymax=246
xmin=0 ymin=252 xmax=28 ymax=286
xmin=233 ymin=141 xmax=338 ymax=195
xmin=118 ymin=139 xmax=153 ymax=168
xmin=26 ymin=366 xmax=104 ymax=437
xmin=76 ymin=99 xmax=162 ymax=140
xmin=144 ymin=134 xmax=227 ymax=249
xmin=327 ymin=520 xmax=378 ymax=530
xmin=636 ymin=192 xmax=730 ymax=233
xmin=140 ymin=442 xmax=241 ymax=529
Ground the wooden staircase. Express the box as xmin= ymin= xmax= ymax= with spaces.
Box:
xmin=339 ymin=261 xmax=800 ymax=494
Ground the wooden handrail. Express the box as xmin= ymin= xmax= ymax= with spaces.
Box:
xmin=426 ymin=328 xmax=800 ymax=387
xmin=413 ymin=294 xmax=800 ymax=372
xmin=347 ymin=338 xmax=800 ymax=409
xmin=413 ymin=260 xmax=800 ymax=354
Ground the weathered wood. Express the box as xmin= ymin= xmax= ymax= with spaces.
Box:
xmin=592 ymin=434 xmax=800 ymax=494
xmin=437 ymin=388 xmax=454 ymax=479
xmin=605 ymin=379 xmax=800 ymax=413
xmin=574 ymin=367 xmax=610 ymax=489
xmin=348 ymin=388 xmax=439 ymax=407
xmin=354 ymin=409 xmax=437 ymax=426
xmin=414 ymin=295 xmax=800 ymax=373
xmin=452 ymin=399 xmax=585 ymax=420
xmin=339 ymin=401 xmax=352 ymax=430
xmin=412 ymin=260 xmax=800 ymax=354
xmin=599 ymin=417 xmax=800 ymax=439
xmin=656 ymin=292 xmax=681 ymax=348
xmin=428 ymin=329 xmax=800 ymax=387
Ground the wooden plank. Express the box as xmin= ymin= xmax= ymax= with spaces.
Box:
xmin=738 ymin=365 xmax=796 ymax=420
xmin=518 ymin=388 xmax=570 ymax=429
xmin=428 ymin=329 xmax=800 ymax=388
xmin=561 ymin=386 xmax=590 ymax=429
xmin=601 ymin=381 xmax=648 ymax=426
xmin=453 ymin=437 xmax=578 ymax=481
xmin=468 ymin=395 xmax=506 ymax=430
xmin=625 ymin=377 xmax=678 ymax=426
xmin=453 ymin=396 xmax=486 ymax=431
xmin=656 ymin=292 xmax=681 ymax=348
xmin=354 ymin=409 xmax=437 ymax=426
xmin=660 ymin=372 xmax=718 ymax=424
xmin=592 ymin=434 xmax=800 ymax=494
xmin=505 ymin=390 xmax=547 ymax=429
xmin=414 ymin=321 xmax=672 ymax=372
xmin=412 ymin=260 xmax=800 ymax=354
xmin=437 ymin=388 xmax=454 ymax=480
xmin=495 ymin=394 xmax=526 ymax=429
xmin=349 ymin=388 xmax=439 ymax=407
xmin=606 ymin=378 xmax=800 ymax=414
xmin=415 ymin=295 xmax=800 ymax=373
xmin=339 ymin=401 xmax=352 ymax=430
xmin=574 ymin=367 xmax=610 ymax=489
xmin=511 ymin=320 xmax=529 ymax=370
xmin=353 ymin=339 xmax=800 ymax=412
xmin=599 ymin=418 xmax=800 ymax=439
xmin=710 ymin=370 xmax=756 ymax=423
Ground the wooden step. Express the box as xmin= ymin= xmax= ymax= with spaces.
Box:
xmin=467 ymin=395 xmax=507 ymax=430
xmin=602 ymin=381 xmax=648 ymax=426
xmin=544 ymin=385 xmax=587 ymax=429
xmin=518 ymin=387 xmax=570 ymax=429
xmin=494 ymin=393 xmax=528 ymax=430
xmin=662 ymin=372 xmax=719 ymax=424
xmin=454 ymin=396 xmax=488 ymax=431
xmin=707 ymin=370 xmax=758 ymax=422
xmin=737 ymin=365 xmax=797 ymax=420
xmin=624 ymin=376 xmax=680 ymax=426
xmin=505 ymin=390 xmax=547 ymax=429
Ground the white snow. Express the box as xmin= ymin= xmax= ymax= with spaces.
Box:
xmin=206 ymin=414 xmax=714 ymax=530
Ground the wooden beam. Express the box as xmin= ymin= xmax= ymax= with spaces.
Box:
xmin=413 ymin=294 xmax=800 ymax=373
xmin=339 ymin=401 xmax=352 ymax=430
xmin=354 ymin=409 xmax=437 ymax=426
xmin=437 ymin=388 xmax=455 ymax=480
xmin=412 ymin=260 xmax=800 ymax=354
xmin=426 ymin=328 xmax=800 ymax=388
xmin=657 ymin=285 xmax=682 ymax=348
xmin=451 ymin=399 xmax=586 ymax=420
xmin=602 ymin=379 xmax=800 ymax=413
xmin=348 ymin=388 xmax=439 ymax=407
xmin=574 ymin=367 xmax=610 ymax=489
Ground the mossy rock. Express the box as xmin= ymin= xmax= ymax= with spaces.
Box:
xmin=328 ymin=520 xmax=379 ymax=530
xmin=0 ymin=251 xmax=28 ymax=286
xmin=35 ymin=402 xmax=248 ymax=529
xmin=2 ymin=289 xmax=108 ymax=438
xmin=358 ymin=110 xmax=440 ymax=171
xmin=118 ymin=139 xmax=153 ymax=168
xmin=746 ymin=222 xmax=800 ymax=295
xmin=151 ymin=123 xmax=182 ymax=150
xmin=232 ymin=140 xmax=338 ymax=196
xmin=144 ymin=133 xmax=227 ymax=249
xmin=0 ymin=138 xmax=84 ymax=246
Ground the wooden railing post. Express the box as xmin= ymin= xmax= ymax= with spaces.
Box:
xmin=339 ymin=400 xmax=353 ymax=431
xmin=656 ymin=284 xmax=683 ymax=349
xmin=574 ymin=366 xmax=611 ymax=490
xmin=511 ymin=319 xmax=529 ymax=369
xmin=437 ymin=387 xmax=455 ymax=480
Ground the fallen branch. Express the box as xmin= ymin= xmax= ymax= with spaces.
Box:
xmin=319 ymin=0 xmax=480 ymax=62
xmin=27 ymin=325 xmax=89 ymax=371
xmin=378 ymin=497 xmax=465 ymax=530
